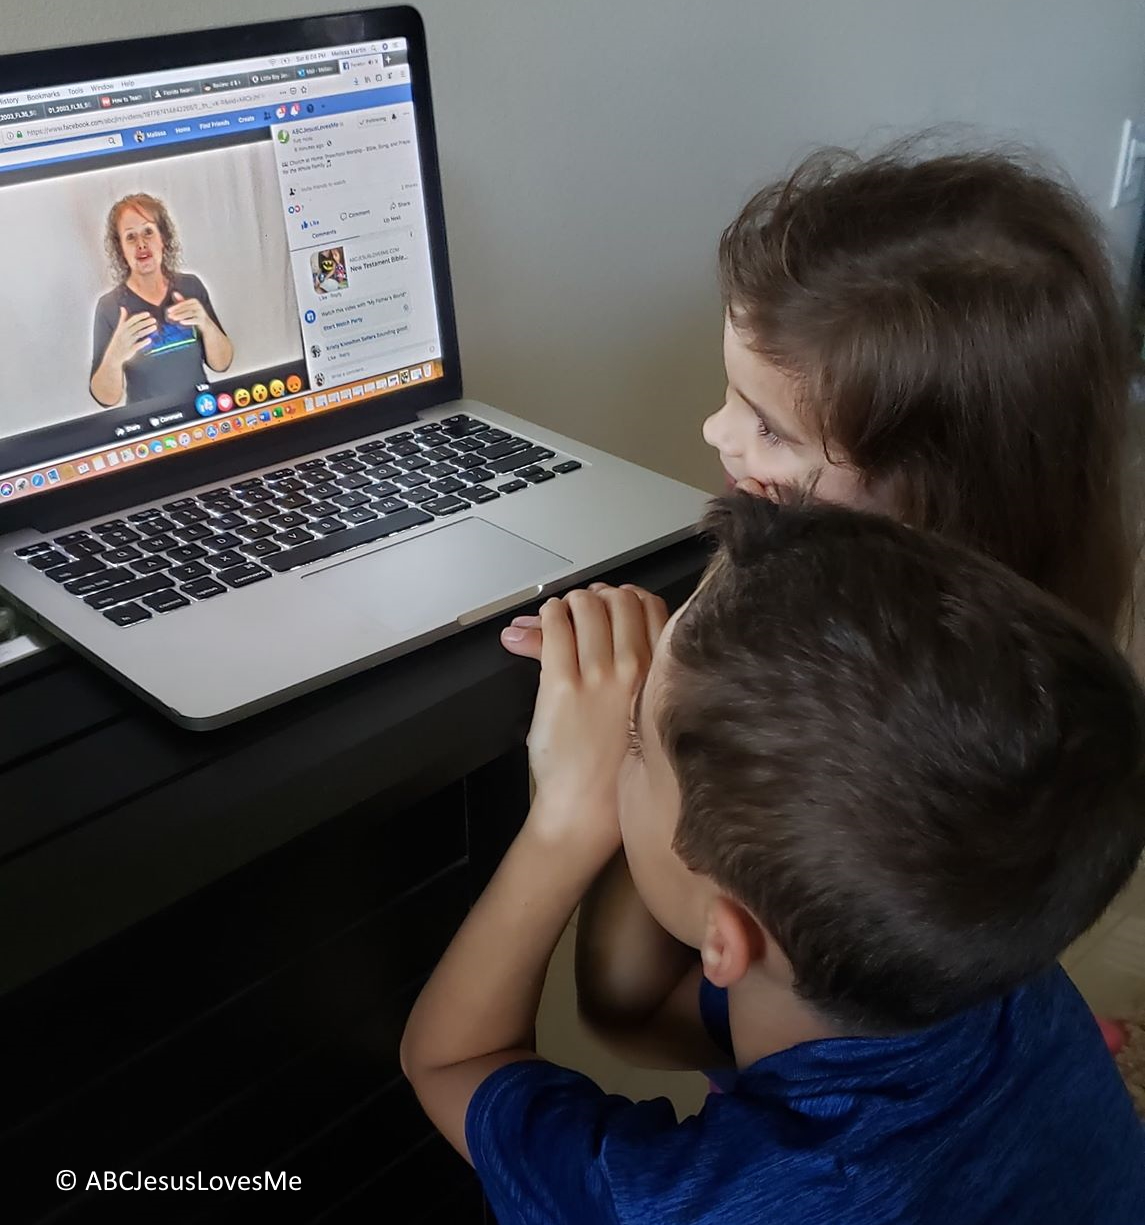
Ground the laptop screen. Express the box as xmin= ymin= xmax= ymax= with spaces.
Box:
xmin=0 ymin=29 xmax=445 ymax=505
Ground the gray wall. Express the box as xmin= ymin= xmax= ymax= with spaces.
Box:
xmin=7 ymin=1 xmax=1144 ymax=490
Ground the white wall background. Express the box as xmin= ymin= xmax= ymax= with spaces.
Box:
xmin=0 ymin=140 xmax=298 ymax=432
xmin=4 ymin=1 xmax=1144 ymax=490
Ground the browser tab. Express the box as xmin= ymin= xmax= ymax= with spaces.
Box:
xmin=201 ymin=73 xmax=251 ymax=94
xmin=151 ymin=82 xmax=200 ymax=101
xmin=44 ymin=98 xmax=100 ymax=117
xmin=96 ymin=88 xmax=149 ymax=110
xmin=0 ymin=103 xmax=44 ymax=126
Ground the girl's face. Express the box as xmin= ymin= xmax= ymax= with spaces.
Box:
xmin=702 ymin=318 xmax=872 ymax=508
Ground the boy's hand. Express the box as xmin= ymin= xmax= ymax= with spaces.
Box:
xmin=501 ymin=583 xmax=667 ymax=663
xmin=525 ymin=586 xmax=663 ymax=853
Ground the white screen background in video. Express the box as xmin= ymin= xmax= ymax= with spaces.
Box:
xmin=0 ymin=140 xmax=301 ymax=438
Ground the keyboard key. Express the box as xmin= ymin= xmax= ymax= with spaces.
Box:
xmin=15 ymin=542 xmax=55 ymax=556
xmin=394 ymin=454 xmax=430 ymax=471
xmin=473 ymin=427 xmax=510 ymax=445
xmin=90 ymin=519 xmax=129 ymax=535
xmin=518 ymin=466 xmax=544 ymax=478
xmin=166 ymin=544 xmax=208 ymax=563
xmin=340 ymin=507 xmax=377 ymax=525
xmin=360 ymin=459 xmax=402 ymax=477
xmin=211 ymin=512 xmax=246 ymax=530
xmin=553 ymin=460 xmax=582 ymax=474
xmin=420 ymin=444 xmax=456 ymax=460
xmin=367 ymin=481 xmax=401 ymax=499
xmin=56 ymin=537 xmax=105 ymax=558
xmin=170 ymin=507 xmax=209 ymax=526
xmin=276 ymin=528 xmax=315 ymax=547
xmin=127 ymin=508 xmax=165 ymax=522
xmin=394 ymin=472 xmax=429 ymax=490
xmin=240 ymin=539 xmax=282 ymax=559
xmin=263 ymin=468 xmax=296 ymax=482
xmin=132 ymin=556 xmax=172 ymax=575
xmin=401 ymin=486 xmax=436 ymax=504
xmin=424 ymin=496 xmax=468 ymax=516
xmin=264 ymin=506 xmax=433 ymax=573
xmin=142 ymin=589 xmax=191 ymax=614
xmin=489 ymin=446 xmax=557 ymax=474
xmin=273 ymin=493 xmax=312 ymax=510
xmin=298 ymin=468 xmax=337 ymax=485
xmin=430 ymin=477 xmax=466 ymax=495
xmin=333 ymin=491 xmax=370 ymax=509
xmin=357 ymin=439 xmax=391 ymax=453
xmin=169 ymin=562 xmax=211 ymax=582
xmin=183 ymin=577 xmax=227 ymax=600
xmin=232 ymin=486 xmax=270 ymax=505
xmin=336 ymin=473 xmax=373 ymax=490
xmin=43 ymin=559 xmax=105 ymax=583
xmin=451 ymin=437 xmax=485 ymax=453
xmin=329 ymin=458 xmax=367 ymax=474
xmin=236 ymin=522 xmax=274 ymax=541
xmin=205 ymin=532 xmax=243 ymax=552
xmin=526 ymin=469 xmax=556 ymax=484
xmin=162 ymin=498 xmax=198 ymax=511
xmin=96 ymin=527 xmax=144 ymax=547
xmin=207 ymin=499 xmax=244 ymax=516
xmin=139 ymin=533 xmax=180 ymax=554
xmin=389 ymin=441 xmax=419 ymax=458
xmin=27 ymin=549 xmax=70 ymax=570
xmin=461 ymin=467 xmax=496 ymax=484
xmin=308 ymin=482 xmax=341 ymax=499
xmin=274 ymin=478 xmax=307 ymax=494
xmin=217 ymin=563 xmax=272 ymax=589
xmin=205 ymin=550 xmax=246 ymax=570
xmin=310 ymin=517 xmax=346 ymax=536
xmin=243 ymin=502 xmax=279 ymax=521
xmin=373 ymin=496 xmax=408 ymax=514
xmin=85 ymin=573 xmax=173 ymax=610
xmin=302 ymin=500 xmax=340 ymax=518
xmin=134 ymin=516 xmax=177 ymax=537
xmin=460 ymin=485 xmax=500 ymax=504
xmin=102 ymin=546 xmax=144 ymax=565
xmin=271 ymin=513 xmax=307 ymax=530
xmin=455 ymin=453 xmax=487 ymax=470
xmin=441 ymin=416 xmax=486 ymax=438
xmin=297 ymin=457 xmax=332 ymax=471
xmin=497 ymin=479 xmax=527 ymax=494
xmin=64 ymin=568 xmax=132 ymax=596
xmin=327 ymin=448 xmax=358 ymax=461
xmin=476 ymin=438 xmax=529 ymax=462
xmin=230 ymin=479 xmax=266 ymax=493
xmin=172 ymin=523 xmax=213 ymax=543
xmin=103 ymin=602 xmax=151 ymax=627
xmin=423 ymin=462 xmax=461 ymax=480
xmin=197 ymin=488 xmax=232 ymax=503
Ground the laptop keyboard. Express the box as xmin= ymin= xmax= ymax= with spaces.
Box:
xmin=13 ymin=415 xmax=583 ymax=628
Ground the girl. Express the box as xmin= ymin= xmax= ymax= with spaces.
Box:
xmin=501 ymin=145 xmax=1139 ymax=1066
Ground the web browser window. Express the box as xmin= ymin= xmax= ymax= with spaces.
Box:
xmin=0 ymin=39 xmax=444 ymax=503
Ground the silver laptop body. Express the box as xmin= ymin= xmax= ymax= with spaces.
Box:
xmin=0 ymin=9 xmax=707 ymax=728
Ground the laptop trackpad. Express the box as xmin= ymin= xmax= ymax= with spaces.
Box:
xmin=302 ymin=517 xmax=569 ymax=635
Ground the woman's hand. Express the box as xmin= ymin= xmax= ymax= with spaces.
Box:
xmin=105 ymin=306 xmax=157 ymax=368
xmin=501 ymin=583 xmax=668 ymax=664
xmin=166 ymin=292 xmax=210 ymax=329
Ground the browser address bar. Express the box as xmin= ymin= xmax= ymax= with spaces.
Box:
xmin=0 ymin=132 xmax=123 ymax=167
xmin=16 ymin=91 xmax=270 ymax=143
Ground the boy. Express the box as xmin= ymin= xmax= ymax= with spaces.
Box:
xmin=401 ymin=494 xmax=1145 ymax=1223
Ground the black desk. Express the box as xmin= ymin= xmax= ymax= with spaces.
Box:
xmin=0 ymin=537 xmax=707 ymax=1224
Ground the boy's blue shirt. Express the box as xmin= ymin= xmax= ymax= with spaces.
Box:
xmin=464 ymin=966 xmax=1145 ymax=1224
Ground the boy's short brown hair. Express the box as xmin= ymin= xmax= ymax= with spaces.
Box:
xmin=718 ymin=146 xmax=1133 ymax=634
xmin=662 ymin=493 xmax=1145 ymax=1032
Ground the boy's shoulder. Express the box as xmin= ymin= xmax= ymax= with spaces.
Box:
xmin=467 ymin=969 xmax=1145 ymax=1225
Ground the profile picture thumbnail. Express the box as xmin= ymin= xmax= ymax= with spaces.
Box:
xmin=310 ymin=247 xmax=348 ymax=295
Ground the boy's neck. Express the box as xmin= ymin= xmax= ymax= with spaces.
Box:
xmin=727 ymin=971 xmax=844 ymax=1068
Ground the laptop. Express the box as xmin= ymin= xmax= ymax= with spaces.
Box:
xmin=0 ymin=6 xmax=708 ymax=728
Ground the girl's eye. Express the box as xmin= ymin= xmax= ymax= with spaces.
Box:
xmin=756 ymin=417 xmax=784 ymax=447
xmin=626 ymin=716 xmax=644 ymax=761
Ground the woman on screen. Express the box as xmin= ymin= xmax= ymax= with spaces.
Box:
xmin=89 ymin=193 xmax=234 ymax=408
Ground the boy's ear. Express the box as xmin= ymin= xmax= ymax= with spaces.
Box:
xmin=699 ymin=895 xmax=768 ymax=989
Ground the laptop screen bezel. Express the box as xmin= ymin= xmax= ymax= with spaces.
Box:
xmin=0 ymin=5 xmax=461 ymax=534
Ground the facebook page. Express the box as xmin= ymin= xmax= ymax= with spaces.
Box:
xmin=0 ymin=41 xmax=444 ymax=504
